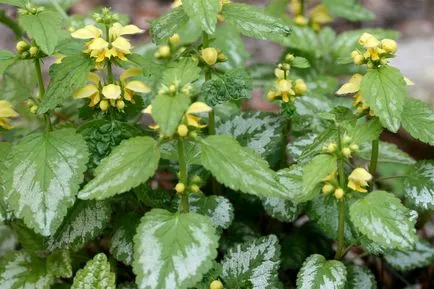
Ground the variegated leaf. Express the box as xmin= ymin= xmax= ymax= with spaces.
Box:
xmin=188 ymin=194 xmax=234 ymax=229
xmin=345 ymin=265 xmax=376 ymax=289
xmin=403 ymin=161 xmax=434 ymax=211
xmin=384 ymin=237 xmax=434 ymax=271
xmin=72 ymin=253 xmax=115 ymax=289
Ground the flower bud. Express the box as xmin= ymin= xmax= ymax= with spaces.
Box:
xmin=294 ymin=79 xmax=307 ymax=95
xmin=322 ymin=183 xmax=334 ymax=195
xmin=177 ymin=124 xmax=188 ymax=137
xmin=175 ymin=183 xmax=185 ymax=193
xmin=294 ymin=15 xmax=308 ymax=25
xmin=30 ymin=105 xmax=38 ymax=114
xmin=334 ymin=188 xmax=344 ymax=200
xmin=189 ymin=131 xmax=198 ymax=138
xmin=274 ymin=68 xmax=285 ymax=80
xmin=99 ymin=100 xmax=109 ymax=111
xmin=267 ymin=90 xmax=276 ymax=101
xmin=325 ymin=143 xmax=337 ymax=153
xmin=158 ymin=45 xmax=171 ymax=58
xmin=349 ymin=144 xmax=359 ymax=152
xmin=29 ymin=46 xmax=38 ymax=56
xmin=169 ymin=84 xmax=177 ymax=94
xmin=381 ymin=39 xmax=397 ymax=54
xmin=116 ymin=100 xmax=125 ymax=110
xmin=352 ymin=54 xmax=364 ymax=65
xmin=169 ymin=33 xmax=181 ymax=45
xmin=191 ymin=175 xmax=202 ymax=184
xmin=16 ymin=40 xmax=28 ymax=52
xmin=342 ymin=147 xmax=352 ymax=158
xmin=342 ymin=135 xmax=352 ymax=144
xmin=285 ymin=53 xmax=295 ymax=62
xmin=282 ymin=63 xmax=290 ymax=70
xmin=201 ymin=47 xmax=218 ymax=66
xmin=190 ymin=184 xmax=200 ymax=193
xmin=217 ymin=52 xmax=227 ymax=62
xmin=210 ymin=280 xmax=223 ymax=289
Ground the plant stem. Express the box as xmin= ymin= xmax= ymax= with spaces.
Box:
xmin=376 ymin=175 xmax=408 ymax=182
xmin=335 ymin=125 xmax=346 ymax=259
xmin=368 ymin=139 xmax=379 ymax=176
xmin=279 ymin=118 xmax=291 ymax=168
xmin=0 ymin=10 xmax=22 ymax=38
xmin=34 ymin=58 xmax=52 ymax=131
xmin=178 ymin=138 xmax=189 ymax=213
xmin=300 ymin=0 xmax=305 ymax=16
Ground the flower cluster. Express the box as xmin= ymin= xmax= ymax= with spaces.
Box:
xmin=0 ymin=100 xmax=18 ymax=130
xmin=323 ymin=134 xmax=359 ymax=159
xmin=73 ymin=68 xmax=150 ymax=111
xmin=200 ymin=47 xmax=226 ymax=66
xmin=290 ymin=0 xmax=333 ymax=31
xmin=336 ymin=74 xmax=373 ymax=116
xmin=71 ymin=22 xmax=143 ymax=64
xmin=351 ymin=33 xmax=397 ymax=68
xmin=154 ymin=34 xmax=181 ymax=59
xmin=15 ymin=40 xmax=41 ymax=59
xmin=267 ymin=54 xmax=307 ymax=104
xmin=143 ymin=102 xmax=212 ymax=137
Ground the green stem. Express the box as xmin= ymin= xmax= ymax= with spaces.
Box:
xmin=178 ymin=138 xmax=189 ymax=213
xmin=335 ymin=125 xmax=346 ymax=259
xmin=105 ymin=25 xmax=114 ymax=83
xmin=0 ymin=10 xmax=22 ymax=38
xmin=300 ymin=0 xmax=305 ymax=16
xmin=279 ymin=118 xmax=291 ymax=168
xmin=34 ymin=58 xmax=52 ymax=131
xmin=368 ymin=139 xmax=379 ymax=177
xmin=376 ymin=175 xmax=408 ymax=182
xmin=49 ymin=0 xmax=69 ymax=20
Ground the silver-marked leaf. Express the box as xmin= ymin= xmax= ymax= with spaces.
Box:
xmin=403 ymin=161 xmax=434 ymax=211
xmin=345 ymin=265 xmax=376 ymax=289
xmin=0 ymin=251 xmax=54 ymax=289
xmin=262 ymin=196 xmax=303 ymax=223
xmin=151 ymin=93 xmax=190 ymax=137
xmin=71 ymin=253 xmax=115 ymax=289
xmin=349 ymin=191 xmax=417 ymax=250
xmin=0 ymin=142 xmax=12 ymax=222
xmin=221 ymin=235 xmax=281 ymax=289
xmin=0 ymin=224 xmax=17 ymax=257
xmin=133 ymin=209 xmax=219 ymax=289
xmin=188 ymin=194 xmax=234 ymax=229
xmin=287 ymin=133 xmax=318 ymax=161
xmin=11 ymin=220 xmax=46 ymax=254
xmin=47 ymin=250 xmax=73 ymax=278
xmin=216 ymin=112 xmax=283 ymax=164
xmin=297 ymin=128 xmax=337 ymax=163
xmin=302 ymin=154 xmax=337 ymax=200
xmin=297 ymin=254 xmax=347 ymax=289
xmin=401 ymin=98 xmax=434 ymax=146
xmin=110 ymin=213 xmax=141 ymax=266
xmin=79 ymin=136 xmax=159 ymax=200
xmin=182 ymin=0 xmax=220 ymax=34
xmin=200 ymin=135 xmax=288 ymax=199
xmin=19 ymin=11 xmax=62 ymax=54
xmin=4 ymin=128 xmax=89 ymax=236
xmin=221 ymin=3 xmax=291 ymax=43
xmin=48 ymin=200 xmax=111 ymax=251
xmin=360 ymin=66 xmax=408 ymax=132
xmin=357 ymin=141 xmax=415 ymax=165
xmin=384 ymin=237 xmax=434 ymax=271
xmin=277 ymin=165 xmax=315 ymax=203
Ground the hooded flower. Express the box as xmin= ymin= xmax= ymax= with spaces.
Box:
xmin=0 ymin=100 xmax=18 ymax=129
xmin=73 ymin=73 xmax=101 ymax=107
xmin=348 ymin=168 xmax=372 ymax=193
xmin=120 ymin=68 xmax=151 ymax=103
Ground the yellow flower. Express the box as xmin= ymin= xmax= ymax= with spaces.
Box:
xmin=142 ymin=105 xmax=160 ymax=130
xmin=201 ymin=47 xmax=218 ymax=66
xmin=359 ymin=33 xmax=379 ymax=48
xmin=348 ymin=168 xmax=372 ymax=193
xmin=334 ymin=188 xmax=344 ymax=200
xmin=73 ymin=73 xmax=101 ymax=107
xmin=185 ymin=102 xmax=212 ymax=128
xmin=108 ymin=23 xmax=143 ymax=59
xmin=210 ymin=280 xmax=224 ymax=289
xmin=310 ymin=4 xmax=333 ymax=30
xmin=322 ymin=170 xmax=337 ymax=182
xmin=172 ymin=0 xmax=182 ymax=8
xmin=294 ymin=79 xmax=307 ymax=95
xmin=322 ymin=183 xmax=334 ymax=195
xmin=294 ymin=15 xmax=308 ymax=25
xmin=120 ymin=68 xmax=151 ymax=103
xmin=0 ymin=100 xmax=18 ymax=129
xmin=102 ymin=84 xmax=122 ymax=100
xmin=336 ymin=74 xmax=363 ymax=95
xmin=290 ymin=0 xmax=302 ymax=15
xmin=381 ymin=39 xmax=397 ymax=54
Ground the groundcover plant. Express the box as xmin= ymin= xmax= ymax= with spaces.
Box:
xmin=0 ymin=0 xmax=433 ymax=288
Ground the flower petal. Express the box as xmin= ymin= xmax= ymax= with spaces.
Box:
xmin=120 ymin=24 xmax=144 ymax=35
xmin=336 ymin=74 xmax=363 ymax=95
xmin=0 ymin=100 xmax=18 ymax=118
xmin=142 ymin=105 xmax=152 ymax=114
xmin=111 ymin=37 xmax=132 ymax=54
xmin=88 ymin=72 xmax=100 ymax=84
xmin=120 ymin=68 xmax=142 ymax=82
xmin=186 ymin=102 xmax=212 ymax=114
xmin=88 ymin=37 xmax=109 ymax=51
xmin=102 ymin=84 xmax=122 ymax=100
xmin=126 ymin=80 xmax=151 ymax=93
xmin=71 ymin=25 xmax=102 ymax=39
xmin=73 ymin=84 xmax=99 ymax=99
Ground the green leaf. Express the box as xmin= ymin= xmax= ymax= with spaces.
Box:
xmin=308 ymin=194 xmax=359 ymax=244
xmin=149 ymin=7 xmax=189 ymax=44
xmin=109 ymin=213 xmax=141 ymax=266
xmin=222 ymin=3 xmax=291 ymax=43
xmin=265 ymin=0 xmax=288 ymax=17
xmin=262 ymin=196 xmax=303 ymax=223
xmin=0 ymin=224 xmax=17 ymax=257
xmin=195 ymin=262 xmax=222 ymax=289
xmin=357 ymin=141 xmax=415 ymax=165
xmin=302 ymin=154 xmax=337 ymax=200
xmin=346 ymin=117 xmax=383 ymax=145
xmin=384 ymin=237 xmax=434 ymax=271
xmin=213 ymin=24 xmax=250 ymax=69
xmin=151 ymin=93 xmax=190 ymax=137
xmin=323 ymin=0 xmax=375 ymax=21
xmin=221 ymin=235 xmax=281 ymax=289
xmin=79 ymin=136 xmax=160 ymax=200
xmin=0 ymin=0 xmax=25 ymax=7
xmin=4 ymin=128 xmax=88 ymax=236
xmin=71 ymin=253 xmax=115 ymax=289
xmin=200 ymin=135 xmax=288 ymax=199
xmin=48 ymin=200 xmax=111 ymax=251
xmin=11 ymin=220 xmax=47 ymax=254
xmin=182 ymin=0 xmax=219 ymax=34
xmin=0 ymin=60 xmax=36 ymax=104
xmin=161 ymin=58 xmax=201 ymax=88
xmin=401 ymin=98 xmax=434 ymax=146
xmin=47 ymin=250 xmax=73 ymax=278
xmin=19 ymin=11 xmax=62 ymax=55
xmin=283 ymin=25 xmax=318 ymax=54
xmin=38 ymin=54 xmax=94 ymax=113
xmin=133 ymin=209 xmax=219 ymax=289
xmin=349 ymin=191 xmax=417 ymax=250
xmin=203 ymin=68 xmax=252 ymax=106
xmin=0 ymin=143 xmax=12 ymax=221
xmin=292 ymin=57 xmax=310 ymax=69
xmin=0 ymin=252 xmax=55 ymax=289
xmin=360 ymin=66 xmax=408 ymax=132
xmin=216 ymin=112 xmax=283 ymax=163
xmin=160 ymin=139 xmax=201 ymax=165
xmin=188 ymin=194 xmax=234 ymax=229
xmin=277 ymin=164 xmax=318 ymax=203
xmin=297 ymin=254 xmax=347 ymax=289
xmin=403 ymin=161 xmax=434 ymax=211
xmin=345 ymin=265 xmax=376 ymax=289
xmin=0 ymin=50 xmax=15 ymax=74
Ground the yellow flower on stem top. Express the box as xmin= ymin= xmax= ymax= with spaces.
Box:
xmin=309 ymin=4 xmax=333 ymax=31
xmin=0 ymin=100 xmax=18 ymax=129
xmin=348 ymin=168 xmax=372 ymax=193
xmin=71 ymin=23 xmax=143 ymax=63
xmin=336 ymin=74 xmax=374 ymax=115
